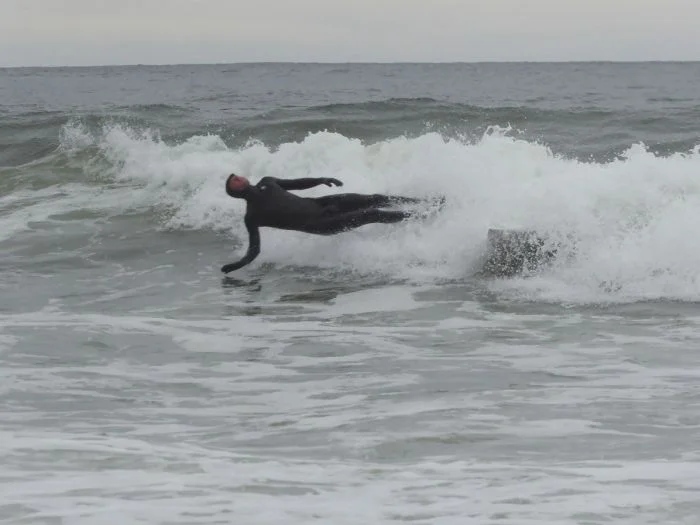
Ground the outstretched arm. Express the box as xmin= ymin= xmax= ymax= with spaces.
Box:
xmin=221 ymin=218 xmax=260 ymax=273
xmin=261 ymin=177 xmax=343 ymax=191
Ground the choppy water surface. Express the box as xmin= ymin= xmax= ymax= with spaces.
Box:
xmin=2 ymin=62 xmax=700 ymax=524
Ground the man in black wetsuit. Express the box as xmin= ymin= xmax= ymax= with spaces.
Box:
xmin=221 ymin=173 xmax=426 ymax=273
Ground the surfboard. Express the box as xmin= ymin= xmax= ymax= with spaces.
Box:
xmin=481 ymin=229 xmax=558 ymax=277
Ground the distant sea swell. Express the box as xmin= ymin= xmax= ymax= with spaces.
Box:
xmin=3 ymin=97 xmax=700 ymax=169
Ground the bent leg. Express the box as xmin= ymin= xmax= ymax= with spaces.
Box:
xmin=302 ymin=208 xmax=411 ymax=235
xmin=316 ymin=193 xmax=422 ymax=213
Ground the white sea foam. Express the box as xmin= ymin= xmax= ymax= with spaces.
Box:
xmin=6 ymin=121 xmax=698 ymax=303
xmin=2 ymin=302 xmax=700 ymax=524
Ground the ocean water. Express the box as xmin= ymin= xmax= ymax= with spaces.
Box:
xmin=2 ymin=62 xmax=700 ymax=524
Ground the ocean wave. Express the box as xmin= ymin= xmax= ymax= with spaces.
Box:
xmin=107 ymin=103 xmax=193 ymax=116
xmin=234 ymin=100 xmax=699 ymax=160
xmin=252 ymin=98 xmax=619 ymax=123
xmin=3 ymin=98 xmax=698 ymax=168
xmin=4 ymin=120 xmax=700 ymax=303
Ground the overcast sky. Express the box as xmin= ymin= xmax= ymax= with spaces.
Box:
xmin=1 ymin=0 xmax=698 ymax=66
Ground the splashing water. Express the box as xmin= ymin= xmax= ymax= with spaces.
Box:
xmin=7 ymin=120 xmax=700 ymax=303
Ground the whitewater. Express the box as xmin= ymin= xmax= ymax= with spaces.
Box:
xmin=16 ymin=118 xmax=700 ymax=303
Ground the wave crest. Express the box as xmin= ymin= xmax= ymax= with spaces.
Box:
xmin=18 ymin=121 xmax=700 ymax=302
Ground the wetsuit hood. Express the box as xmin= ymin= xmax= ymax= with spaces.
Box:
xmin=225 ymin=174 xmax=251 ymax=198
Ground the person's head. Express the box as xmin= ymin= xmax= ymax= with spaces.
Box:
xmin=225 ymin=173 xmax=250 ymax=198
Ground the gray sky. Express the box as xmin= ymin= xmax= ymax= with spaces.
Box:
xmin=1 ymin=0 xmax=698 ymax=66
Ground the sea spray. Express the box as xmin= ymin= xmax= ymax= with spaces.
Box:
xmin=3 ymin=121 xmax=698 ymax=302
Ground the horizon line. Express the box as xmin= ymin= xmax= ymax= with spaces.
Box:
xmin=2 ymin=59 xmax=700 ymax=70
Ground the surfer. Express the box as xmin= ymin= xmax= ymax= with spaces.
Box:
xmin=221 ymin=174 xmax=434 ymax=273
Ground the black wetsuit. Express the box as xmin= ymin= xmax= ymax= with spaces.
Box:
xmin=221 ymin=177 xmax=422 ymax=273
